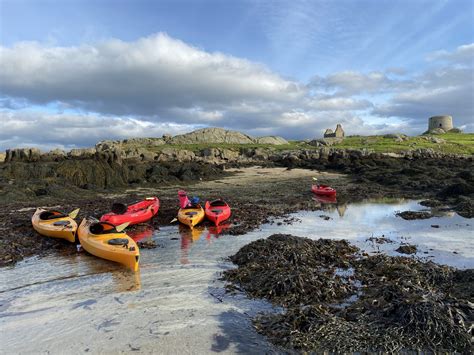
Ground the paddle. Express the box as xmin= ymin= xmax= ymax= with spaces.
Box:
xmin=115 ymin=222 xmax=130 ymax=232
xmin=312 ymin=177 xmax=318 ymax=181
xmin=68 ymin=208 xmax=80 ymax=219
xmin=170 ymin=218 xmax=178 ymax=224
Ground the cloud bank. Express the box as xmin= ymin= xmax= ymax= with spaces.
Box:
xmin=0 ymin=33 xmax=472 ymax=150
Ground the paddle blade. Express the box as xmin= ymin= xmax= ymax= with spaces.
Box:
xmin=170 ymin=218 xmax=178 ymax=224
xmin=116 ymin=222 xmax=130 ymax=232
xmin=68 ymin=208 xmax=80 ymax=219
xmin=312 ymin=177 xmax=318 ymax=181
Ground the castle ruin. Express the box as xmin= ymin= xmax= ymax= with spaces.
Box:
xmin=324 ymin=124 xmax=344 ymax=138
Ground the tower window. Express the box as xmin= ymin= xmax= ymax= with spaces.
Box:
xmin=439 ymin=123 xmax=442 ymax=127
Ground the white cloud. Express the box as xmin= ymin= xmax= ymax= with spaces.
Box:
xmin=372 ymin=45 xmax=474 ymax=131
xmin=0 ymin=35 xmax=472 ymax=150
xmin=0 ymin=33 xmax=304 ymax=117
xmin=0 ymin=110 xmax=196 ymax=151
xmin=309 ymin=71 xmax=414 ymax=96
xmin=427 ymin=43 xmax=474 ymax=64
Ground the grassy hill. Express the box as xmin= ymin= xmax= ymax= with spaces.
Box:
xmin=332 ymin=133 xmax=474 ymax=155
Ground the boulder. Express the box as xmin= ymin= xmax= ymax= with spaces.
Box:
xmin=252 ymin=148 xmax=270 ymax=160
xmin=162 ymin=134 xmax=172 ymax=143
xmin=96 ymin=140 xmax=121 ymax=151
xmin=156 ymin=148 xmax=196 ymax=162
xmin=68 ymin=148 xmax=96 ymax=159
xmin=309 ymin=138 xmax=343 ymax=147
xmin=201 ymin=148 xmax=240 ymax=162
xmin=254 ymin=136 xmax=288 ymax=145
xmin=427 ymin=128 xmax=446 ymax=135
xmin=170 ymin=127 xmax=254 ymax=144
xmin=5 ymin=148 xmax=41 ymax=162
xmin=384 ymin=133 xmax=408 ymax=141
xmin=430 ymin=137 xmax=446 ymax=144
xmin=41 ymin=148 xmax=67 ymax=161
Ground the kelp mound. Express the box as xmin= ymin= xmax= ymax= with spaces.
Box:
xmin=223 ymin=234 xmax=472 ymax=353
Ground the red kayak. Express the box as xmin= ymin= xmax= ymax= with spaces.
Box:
xmin=205 ymin=200 xmax=231 ymax=226
xmin=100 ymin=197 xmax=160 ymax=226
xmin=311 ymin=185 xmax=337 ymax=197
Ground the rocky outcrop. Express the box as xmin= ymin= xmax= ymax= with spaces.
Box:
xmin=156 ymin=148 xmax=196 ymax=162
xmin=170 ymin=127 xmax=255 ymax=144
xmin=41 ymin=149 xmax=67 ymax=162
xmin=255 ymin=136 xmax=289 ymax=145
xmin=5 ymin=148 xmax=41 ymax=162
xmin=308 ymin=138 xmax=344 ymax=147
xmin=68 ymin=148 xmax=96 ymax=159
xmin=200 ymin=148 xmax=241 ymax=164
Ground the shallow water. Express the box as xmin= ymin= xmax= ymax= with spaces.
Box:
xmin=1 ymin=199 xmax=472 ymax=354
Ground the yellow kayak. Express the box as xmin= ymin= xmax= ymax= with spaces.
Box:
xmin=177 ymin=206 xmax=205 ymax=229
xmin=78 ymin=219 xmax=140 ymax=271
xmin=31 ymin=208 xmax=78 ymax=243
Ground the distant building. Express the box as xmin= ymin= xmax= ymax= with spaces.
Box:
xmin=324 ymin=124 xmax=345 ymax=138
xmin=424 ymin=115 xmax=462 ymax=134
xmin=428 ymin=115 xmax=453 ymax=132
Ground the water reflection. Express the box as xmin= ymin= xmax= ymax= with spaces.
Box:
xmin=127 ymin=225 xmax=154 ymax=242
xmin=179 ymin=225 xmax=205 ymax=264
xmin=312 ymin=194 xmax=337 ymax=204
xmin=206 ymin=223 xmax=232 ymax=240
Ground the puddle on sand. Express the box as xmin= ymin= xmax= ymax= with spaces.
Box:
xmin=1 ymin=199 xmax=472 ymax=354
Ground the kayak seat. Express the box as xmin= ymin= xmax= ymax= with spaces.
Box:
xmin=210 ymin=200 xmax=227 ymax=207
xmin=107 ymin=238 xmax=129 ymax=246
xmin=185 ymin=212 xmax=198 ymax=216
xmin=111 ymin=203 xmax=128 ymax=215
xmin=39 ymin=211 xmax=67 ymax=220
xmin=90 ymin=222 xmax=119 ymax=235
xmin=210 ymin=209 xmax=222 ymax=214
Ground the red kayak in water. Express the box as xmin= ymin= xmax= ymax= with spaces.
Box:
xmin=205 ymin=200 xmax=231 ymax=226
xmin=100 ymin=197 xmax=160 ymax=226
xmin=311 ymin=185 xmax=337 ymax=196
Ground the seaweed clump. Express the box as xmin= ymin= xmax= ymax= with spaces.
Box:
xmin=222 ymin=234 xmax=472 ymax=353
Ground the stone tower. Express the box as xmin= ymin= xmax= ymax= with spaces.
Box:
xmin=428 ymin=115 xmax=453 ymax=131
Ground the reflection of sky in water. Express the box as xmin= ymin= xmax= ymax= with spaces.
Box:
xmin=270 ymin=200 xmax=473 ymax=269
xmin=0 ymin=200 xmax=472 ymax=354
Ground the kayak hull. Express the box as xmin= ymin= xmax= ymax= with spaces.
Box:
xmin=178 ymin=206 xmax=205 ymax=229
xmin=311 ymin=185 xmax=337 ymax=196
xmin=31 ymin=208 xmax=77 ymax=243
xmin=100 ymin=197 xmax=159 ymax=226
xmin=205 ymin=200 xmax=231 ymax=226
xmin=78 ymin=219 xmax=140 ymax=271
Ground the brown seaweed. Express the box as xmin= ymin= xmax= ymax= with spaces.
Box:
xmin=223 ymin=234 xmax=473 ymax=353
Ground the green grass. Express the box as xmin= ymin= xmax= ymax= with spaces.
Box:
xmin=331 ymin=133 xmax=474 ymax=155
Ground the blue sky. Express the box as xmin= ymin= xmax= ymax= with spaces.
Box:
xmin=0 ymin=0 xmax=473 ymax=150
